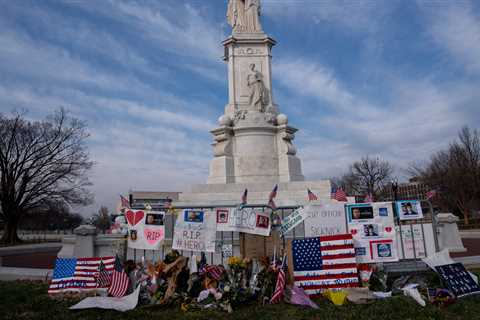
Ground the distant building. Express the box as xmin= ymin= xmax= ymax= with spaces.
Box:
xmin=129 ymin=191 xmax=181 ymax=208
xmin=382 ymin=178 xmax=430 ymax=201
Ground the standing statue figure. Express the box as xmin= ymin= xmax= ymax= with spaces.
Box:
xmin=244 ymin=0 xmax=262 ymax=32
xmin=247 ymin=63 xmax=268 ymax=112
xmin=227 ymin=0 xmax=262 ymax=32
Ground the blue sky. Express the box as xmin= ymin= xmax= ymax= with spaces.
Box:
xmin=1 ymin=0 xmax=479 ymax=215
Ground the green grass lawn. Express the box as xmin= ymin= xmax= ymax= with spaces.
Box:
xmin=2 ymin=281 xmax=480 ymax=320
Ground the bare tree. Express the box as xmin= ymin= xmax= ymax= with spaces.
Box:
xmin=91 ymin=206 xmax=111 ymax=233
xmin=340 ymin=156 xmax=394 ymax=200
xmin=0 ymin=109 xmax=93 ymax=244
xmin=410 ymin=126 xmax=480 ymax=224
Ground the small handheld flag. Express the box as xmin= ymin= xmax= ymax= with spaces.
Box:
xmin=426 ymin=190 xmax=437 ymax=200
xmin=333 ymin=187 xmax=348 ymax=202
xmin=120 ymin=195 xmax=130 ymax=208
xmin=241 ymin=189 xmax=248 ymax=205
xmin=108 ymin=256 xmax=129 ymax=298
xmin=268 ymin=185 xmax=278 ymax=209
xmin=307 ymin=189 xmax=318 ymax=201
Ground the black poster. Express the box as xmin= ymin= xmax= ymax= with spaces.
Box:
xmin=435 ymin=263 xmax=480 ymax=297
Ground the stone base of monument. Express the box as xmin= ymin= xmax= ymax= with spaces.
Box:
xmin=177 ymin=180 xmax=331 ymax=207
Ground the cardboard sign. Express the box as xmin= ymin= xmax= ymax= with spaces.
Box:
xmin=172 ymin=210 xmax=216 ymax=253
xmin=280 ymin=207 xmax=308 ymax=235
xmin=435 ymin=263 xmax=480 ymax=297
xmin=127 ymin=210 xmax=165 ymax=250
xmin=216 ymin=207 xmax=271 ymax=236
xmin=396 ymin=200 xmax=424 ymax=220
xmin=396 ymin=223 xmax=436 ymax=259
xmin=303 ymin=203 xmax=346 ymax=237
xmin=347 ymin=202 xmax=398 ymax=263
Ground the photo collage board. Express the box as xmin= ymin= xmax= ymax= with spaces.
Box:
xmin=346 ymin=202 xmax=398 ymax=263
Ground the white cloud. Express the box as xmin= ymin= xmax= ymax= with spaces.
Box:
xmin=421 ymin=1 xmax=480 ymax=74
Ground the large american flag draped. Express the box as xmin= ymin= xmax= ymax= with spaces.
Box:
xmin=108 ymin=255 xmax=130 ymax=297
xmin=48 ymin=257 xmax=114 ymax=294
xmin=292 ymin=234 xmax=359 ymax=296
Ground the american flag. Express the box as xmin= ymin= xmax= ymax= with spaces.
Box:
xmin=270 ymin=264 xmax=286 ymax=304
xmin=292 ymin=234 xmax=359 ymax=296
xmin=108 ymin=255 xmax=129 ymax=297
xmin=364 ymin=193 xmax=374 ymax=203
xmin=95 ymin=260 xmax=111 ymax=288
xmin=241 ymin=188 xmax=248 ymax=205
xmin=201 ymin=265 xmax=225 ymax=281
xmin=307 ymin=189 xmax=318 ymax=201
xmin=268 ymin=185 xmax=278 ymax=209
xmin=426 ymin=190 xmax=437 ymax=200
xmin=120 ymin=195 xmax=130 ymax=208
xmin=332 ymin=187 xmax=348 ymax=202
xmin=48 ymin=256 xmax=114 ymax=294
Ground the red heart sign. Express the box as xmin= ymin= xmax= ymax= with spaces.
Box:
xmin=350 ymin=229 xmax=358 ymax=235
xmin=385 ymin=226 xmax=392 ymax=233
xmin=125 ymin=210 xmax=144 ymax=226
xmin=144 ymin=228 xmax=164 ymax=245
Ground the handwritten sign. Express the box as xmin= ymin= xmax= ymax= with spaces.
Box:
xmin=216 ymin=207 xmax=271 ymax=236
xmin=280 ymin=207 xmax=307 ymax=235
xmin=128 ymin=211 xmax=165 ymax=250
xmin=172 ymin=210 xmax=216 ymax=253
xmin=303 ymin=203 xmax=346 ymax=237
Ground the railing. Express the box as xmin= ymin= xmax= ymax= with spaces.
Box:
xmin=458 ymin=217 xmax=480 ymax=230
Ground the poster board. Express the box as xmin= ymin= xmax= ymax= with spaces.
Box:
xmin=396 ymin=200 xmax=424 ymax=220
xmin=303 ymin=202 xmax=347 ymax=237
xmin=347 ymin=202 xmax=398 ymax=263
xmin=216 ymin=207 xmax=271 ymax=236
xmin=172 ymin=210 xmax=217 ymax=253
xmin=435 ymin=263 xmax=480 ymax=297
xmin=396 ymin=223 xmax=436 ymax=259
xmin=127 ymin=210 xmax=165 ymax=250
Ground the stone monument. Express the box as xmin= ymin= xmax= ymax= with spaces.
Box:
xmin=179 ymin=0 xmax=330 ymax=206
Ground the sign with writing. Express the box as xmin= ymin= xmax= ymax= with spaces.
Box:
xmin=172 ymin=210 xmax=216 ymax=253
xmin=127 ymin=210 xmax=165 ymax=250
xmin=216 ymin=207 xmax=271 ymax=236
xmin=435 ymin=263 xmax=480 ymax=297
xmin=396 ymin=223 xmax=436 ymax=259
xmin=303 ymin=203 xmax=346 ymax=237
xmin=280 ymin=207 xmax=308 ymax=235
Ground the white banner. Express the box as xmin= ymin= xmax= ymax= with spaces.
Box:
xmin=127 ymin=210 xmax=165 ymax=250
xmin=303 ymin=203 xmax=347 ymax=237
xmin=216 ymin=207 xmax=271 ymax=236
xmin=280 ymin=207 xmax=308 ymax=235
xmin=172 ymin=210 xmax=217 ymax=253
xmin=396 ymin=223 xmax=435 ymax=259
xmin=70 ymin=286 xmax=140 ymax=312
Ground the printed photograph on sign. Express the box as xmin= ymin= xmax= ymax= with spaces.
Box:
xmin=362 ymin=224 xmax=379 ymax=237
xmin=369 ymin=239 xmax=397 ymax=262
xmin=184 ymin=210 xmax=204 ymax=223
xmin=216 ymin=209 xmax=229 ymax=223
xmin=349 ymin=205 xmax=374 ymax=221
xmin=145 ymin=213 xmax=164 ymax=225
xmin=129 ymin=229 xmax=137 ymax=241
xmin=256 ymin=215 xmax=270 ymax=228
xmin=379 ymin=207 xmax=388 ymax=217
xmin=396 ymin=200 xmax=423 ymax=220
xmin=376 ymin=243 xmax=393 ymax=258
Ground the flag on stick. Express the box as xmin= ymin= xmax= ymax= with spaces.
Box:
xmin=333 ymin=188 xmax=348 ymax=202
xmin=120 ymin=195 xmax=130 ymax=208
xmin=426 ymin=190 xmax=437 ymax=200
xmin=108 ymin=256 xmax=129 ymax=298
xmin=241 ymin=189 xmax=248 ymax=205
xmin=270 ymin=256 xmax=286 ymax=304
xmin=95 ymin=260 xmax=112 ymax=288
xmin=307 ymin=189 xmax=318 ymax=201
xmin=269 ymin=185 xmax=278 ymax=210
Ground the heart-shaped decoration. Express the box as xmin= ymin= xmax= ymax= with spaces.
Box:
xmin=385 ymin=226 xmax=392 ymax=233
xmin=144 ymin=228 xmax=164 ymax=245
xmin=350 ymin=229 xmax=358 ymax=235
xmin=125 ymin=210 xmax=144 ymax=226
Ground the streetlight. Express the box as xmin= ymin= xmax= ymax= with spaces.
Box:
xmin=391 ymin=177 xmax=399 ymax=201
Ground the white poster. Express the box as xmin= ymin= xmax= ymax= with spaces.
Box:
xmin=347 ymin=202 xmax=398 ymax=263
xmin=127 ymin=210 xmax=165 ymax=250
xmin=172 ymin=210 xmax=217 ymax=253
xmin=396 ymin=200 xmax=424 ymax=220
xmin=216 ymin=207 xmax=271 ymax=236
xmin=396 ymin=223 xmax=436 ymax=259
xmin=280 ymin=207 xmax=308 ymax=235
xmin=303 ymin=202 xmax=346 ymax=237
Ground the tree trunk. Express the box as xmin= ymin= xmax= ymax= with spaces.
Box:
xmin=1 ymin=218 xmax=22 ymax=245
xmin=463 ymin=209 xmax=470 ymax=225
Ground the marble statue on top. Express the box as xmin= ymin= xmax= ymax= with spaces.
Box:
xmin=227 ymin=0 xmax=263 ymax=33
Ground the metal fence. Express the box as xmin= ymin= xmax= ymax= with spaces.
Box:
xmin=125 ymin=201 xmax=440 ymax=268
